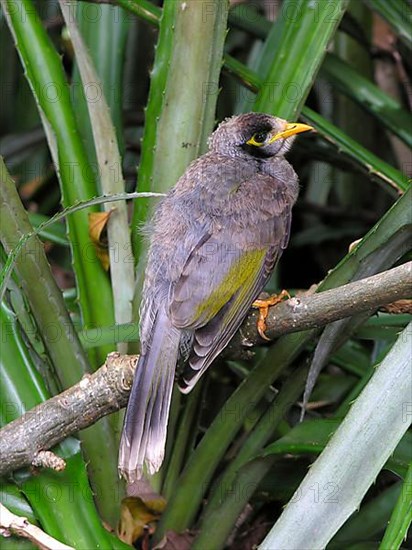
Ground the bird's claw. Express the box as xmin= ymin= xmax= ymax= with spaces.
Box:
xmin=252 ymin=289 xmax=291 ymax=341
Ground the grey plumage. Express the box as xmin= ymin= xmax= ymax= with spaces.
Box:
xmin=119 ymin=113 xmax=310 ymax=482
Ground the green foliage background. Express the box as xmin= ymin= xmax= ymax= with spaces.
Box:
xmin=0 ymin=0 xmax=411 ymax=548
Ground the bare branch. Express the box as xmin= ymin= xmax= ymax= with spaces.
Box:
xmin=0 ymin=503 xmax=74 ymax=550
xmin=0 ymin=264 xmax=410 ymax=477
xmin=226 ymin=261 xmax=411 ymax=356
xmin=0 ymin=353 xmax=137 ymax=477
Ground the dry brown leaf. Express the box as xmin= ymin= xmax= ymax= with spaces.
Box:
xmin=88 ymin=210 xmax=114 ymax=271
xmin=117 ymin=496 xmax=167 ymax=546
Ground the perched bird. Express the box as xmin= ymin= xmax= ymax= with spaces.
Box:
xmin=119 ymin=113 xmax=313 ymax=482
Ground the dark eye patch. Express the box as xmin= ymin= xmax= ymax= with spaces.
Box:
xmin=245 ymin=123 xmax=273 ymax=146
xmin=242 ymin=123 xmax=275 ymax=156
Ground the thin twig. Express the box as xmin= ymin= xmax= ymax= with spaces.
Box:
xmin=0 ymin=503 xmax=74 ymax=550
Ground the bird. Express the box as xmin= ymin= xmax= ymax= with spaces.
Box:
xmin=119 ymin=112 xmax=313 ymax=482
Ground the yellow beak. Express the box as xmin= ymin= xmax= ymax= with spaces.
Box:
xmin=269 ymin=122 xmax=314 ymax=143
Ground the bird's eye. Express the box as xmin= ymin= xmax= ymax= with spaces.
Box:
xmin=246 ymin=131 xmax=269 ymax=147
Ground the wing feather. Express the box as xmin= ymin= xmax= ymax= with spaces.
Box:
xmin=180 ymin=242 xmax=281 ymax=392
xmin=169 ymin=199 xmax=292 ymax=393
xmin=167 ymin=176 xmax=294 ymax=392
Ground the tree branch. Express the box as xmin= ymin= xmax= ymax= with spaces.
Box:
xmin=0 ymin=353 xmax=137 ymax=477
xmin=0 ymin=263 xmax=410 ymax=477
xmin=226 ymin=261 xmax=411 ymax=356
xmin=0 ymin=503 xmax=74 ymax=550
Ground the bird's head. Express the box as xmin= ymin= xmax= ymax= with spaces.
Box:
xmin=208 ymin=112 xmax=313 ymax=159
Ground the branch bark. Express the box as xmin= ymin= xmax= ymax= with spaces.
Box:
xmin=0 ymin=503 xmax=74 ymax=550
xmin=226 ymin=261 xmax=411 ymax=356
xmin=0 ymin=263 xmax=410 ymax=478
xmin=0 ymin=353 xmax=137 ymax=477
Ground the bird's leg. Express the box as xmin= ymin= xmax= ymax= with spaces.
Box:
xmin=253 ymin=289 xmax=291 ymax=341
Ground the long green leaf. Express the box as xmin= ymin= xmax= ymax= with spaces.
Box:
xmin=262 ymin=419 xmax=410 ymax=478
xmin=71 ymin=2 xmax=130 ymax=156
xmin=1 ymin=0 xmax=115 ymax=366
xmin=193 ymin=367 xmax=308 ymax=550
xmin=260 ymin=323 xmax=411 ymax=549
xmin=0 ymin=160 xmax=90 ymax=383
xmin=0 ymin=159 xmax=123 ymax=525
xmin=0 ymin=484 xmax=37 ymax=525
xmin=331 ymin=483 xmax=402 ymax=546
xmin=115 ymin=0 xmax=161 ymax=27
xmin=379 ymin=461 xmax=412 ymax=550
xmin=131 ymin=0 xmax=229 ymax=258
xmin=60 ymin=0 xmax=134 ymax=356
xmin=301 ymin=106 xmax=409 ymax=193
xmin=253 ymin=0 xmax=349 ymax=119
xmin=223 ymin=1 xmax=410 ymax=192
xmin=321 ymin=53 xmax=412 ymax=148
xmin=0 ymin=302 xmax=127 ymax=548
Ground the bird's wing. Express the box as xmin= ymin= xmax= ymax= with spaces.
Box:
xmin=169 ymin=185 xmax=293 ymax=392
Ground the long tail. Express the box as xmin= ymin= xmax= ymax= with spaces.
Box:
xmin=118 ymin=307 xmax=180 ymax=482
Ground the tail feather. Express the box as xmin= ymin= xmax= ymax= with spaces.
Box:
xmin=119 ymin=307 xmax=180 ymax=482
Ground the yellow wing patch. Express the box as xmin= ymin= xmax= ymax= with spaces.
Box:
xmin=194 ymin=248 xmax=267 ymax=324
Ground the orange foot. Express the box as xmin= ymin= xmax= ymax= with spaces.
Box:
xmin=252 ymin=290 xmax=291 ymax=341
